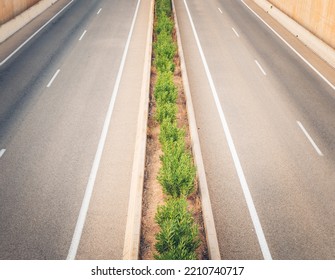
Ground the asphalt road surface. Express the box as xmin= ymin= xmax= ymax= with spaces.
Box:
xmin=174 ymin=0 xmax=335 ymax=259
xmin=0 ymin=0 xmax=151 ymax=259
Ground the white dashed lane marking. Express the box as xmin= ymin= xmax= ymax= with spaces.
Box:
xmin=0 ymin=149 xmax=6 ymax=158
xmin=79 ymin=30 xmax=87 ymax=41
xmin=47 ymin=69 xmax=60 ymax=88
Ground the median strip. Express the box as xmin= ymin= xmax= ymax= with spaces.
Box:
xmin=140 ymin=0 xmax=209 ymax=260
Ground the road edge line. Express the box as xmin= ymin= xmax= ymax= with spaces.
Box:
xmin=172 ymin=0 xmax=221 ymax=260
xmin=122 ymin=0 xmax=154 ymax=260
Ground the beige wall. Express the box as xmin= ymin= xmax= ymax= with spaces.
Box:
xmin=268 ymin=0 xmax=335 ymax=49
xmin=0 ymin=0 xmax=40 ymax=24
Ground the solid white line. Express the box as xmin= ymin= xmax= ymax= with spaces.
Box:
xmin=255 ymin=59 xmax=267 ymax=75
xmin=47 ymin=69 xmax=60 ymax=88
xmin=232 ymin=27 xmax=240 ymax=37
xmin=184 ymin=0 xmax=272 ymax=260
xmin=218 ymin=8 xmax=223 ymax=14
xmin=97 ymin=8 xmax=102 ymax=14
xmin=0 ymin=0 xmax=74 ymax=67
xmin=241 ymin=0 xmax=335 ymax=91
xmin=0 ymin=149 xmax=6 ymax=158
xmin=297 ymin=121 xmax=323 ymax=156
xmin=79 ymin=30 xmax=87 ymax=41
xmin=66 ymin=0 xmax=142 ymax=260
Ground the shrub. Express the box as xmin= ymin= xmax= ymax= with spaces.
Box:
xmin=155 ymin=14 xmax=173 ymax=35
xmin=155 ymin=102 xmax=177 ymax=124
xmin=155 ymin=0 xmax=172 ymax=17
xmin=159 ymin=120 xmax=185 ymax=150
xmin=154 ymin=72 xmax=177 ymax=105
xmin=154 ymin=54 xmax=175 ymax=73
xmin=155 ymin=198 xmax=200 ymax=260
xmin=154 ymin=32 xmax=176 ymax=60
xmin=157 ymin=140 xmax=196 ymax=197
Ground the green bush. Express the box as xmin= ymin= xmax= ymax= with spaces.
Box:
xmin=154 ymin=32 xmax=176 ymax=60
xmin=155 ymin=198 xmax=200 ymax=260
xmin=159 ymin=120 xmax=185 ymax=150
xmin=157 ymin=140 xmax=196 ymax=197
xmin=154 ymin=54 xmax=175 ymax=73
xmin=153 ymin=29 xmax=176 ymax=74
xmin=155 ymin=102 xmax=177 ymax=124
xmin=155 ymin=14 xmax=173 ymax=35
xmin=155 ymin=0 xmax=172 ymax=17
xmin=154 ymin=72 xmax=177 ymax=105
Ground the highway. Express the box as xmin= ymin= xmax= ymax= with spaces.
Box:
xmin=174 ymin=0 xmax=335 ymax=259
xmin=0 ymin=0 xmax=151 ymax=259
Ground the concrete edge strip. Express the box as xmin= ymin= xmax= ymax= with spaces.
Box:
xmin=172 ymin=0 xmax=221 ymax=260
xmin=122 ymin=0 xmax=154 ymax=260
xmin=0 ymin=0 xmax=61 ymax=44
xmin=250 ymin=0 xmax=335 ymax=69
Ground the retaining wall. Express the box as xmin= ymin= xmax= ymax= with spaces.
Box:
xmin=0 ymin=0 xmax=60 ymax=43
xmin=0 ymin=0 xmax=40 ymax=24
xmin=268 ymin=0 xmax=335 ymax=49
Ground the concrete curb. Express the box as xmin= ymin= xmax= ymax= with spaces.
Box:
xmin=0 ymin=0 xmax=60 ymax=43
xmin=122 ymin=0 xmax=154 ymax=260
xmin=172 ymin=0 xmax=221 ymax=260
xmin=251 ymin=0 xmax=335 ymax=68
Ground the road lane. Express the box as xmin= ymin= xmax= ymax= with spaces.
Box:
xmin=0 ymin=0 xmax=147 ymax=259
xmin=71 ymin=0 xmax=154 ymax=260
xmin=74 ymin=0 xmax=153 ymax=260
xmin=175 ymin=0 xmax=335 ymax=259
